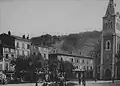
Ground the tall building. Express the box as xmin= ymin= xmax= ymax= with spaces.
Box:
xmin=13 ymin=34 xmax=31 ymax=57
xmin=100 ymin=0 xmax=120 ymax=79
xmin=0 ymin=33 xmax=16 ymax=71
xmin=0 ymin=31 xmax=31 ymax=72
xmin=38 ymin=46 xmax=52 ymax=60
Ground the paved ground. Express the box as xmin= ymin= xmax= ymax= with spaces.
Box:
xmin=70 ymin=80 xmax=120 ymax=86
xmin=1 ymin=80 xmax=120 ymax=86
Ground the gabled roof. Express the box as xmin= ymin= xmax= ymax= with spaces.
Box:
xmin=2 ymin=44 xmax=15 ymax=49
xmin=0 ymin=33 xmax=31 ymax=42
xmin=11 ymin=35 xmax=31 ymax=42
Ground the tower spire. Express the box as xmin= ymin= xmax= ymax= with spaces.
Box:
xmin=105 ymin=0 xmax=116 ymax=16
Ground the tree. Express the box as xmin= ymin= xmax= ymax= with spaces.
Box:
xmin=14 ymin=56 xmax=29 ymax=78
xmin=90 ymin=40 xmax=101 ymax=79
xmin=29 ymin=53 xmax=44 ymax=71
xmin=10 ymin=53 xmax=45 ymax=82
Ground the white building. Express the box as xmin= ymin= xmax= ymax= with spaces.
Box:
xmin=38 ymin=46 xmax=52 ymax=59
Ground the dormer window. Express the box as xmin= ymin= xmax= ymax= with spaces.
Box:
xmin=105 ymin=40 xmax=111 ymax=51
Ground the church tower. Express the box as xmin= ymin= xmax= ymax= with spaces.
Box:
xmin=100 ymin=0 xmax=120 ymax=79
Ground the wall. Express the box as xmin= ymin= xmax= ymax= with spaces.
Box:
xmin=15 ymin=39 xmax=31 ymax=57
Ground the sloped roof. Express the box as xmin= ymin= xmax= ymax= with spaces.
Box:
xmin=11 ymin=35 xmax=31 ymax=42
xmin=2 ymin=44 xmax=15 ymax=49
xmin=0 ymin=33 xmax=31 ymax=42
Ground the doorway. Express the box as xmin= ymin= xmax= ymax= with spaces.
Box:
xmin=104 ymin=69 xmax=111 ymax=80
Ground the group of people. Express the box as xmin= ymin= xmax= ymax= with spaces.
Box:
xmin=0 ymin=72 xmax=7 ymax=84
xmin=78 ymin=73 xmax=86 ymax=86
xmin=42 ymin=72 xmax=86 ymax=86
xmin=42 ymin=72 xmax=66 ymax=86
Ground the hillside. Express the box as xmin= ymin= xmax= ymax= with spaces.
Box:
xmin=31 ymin=30 xmax=101 ymax=56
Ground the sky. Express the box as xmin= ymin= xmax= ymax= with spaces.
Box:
xmin=0 ymin=0 xmax=120 ymax=38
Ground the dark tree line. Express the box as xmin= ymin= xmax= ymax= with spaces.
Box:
xmin=48 ymin=59 xmax=75 ymax=81
xmin=10 ymin=53 xmax=46 ymax=82
xmin=31 ymin=34 xmax=60 ymax=46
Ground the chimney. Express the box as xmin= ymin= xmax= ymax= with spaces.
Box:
xmin=22 ymin=35 xmax=25 ymax=39
xmin=27 ymin=36 xmax=29 ymax=39
xmin=8 ymin=31 xmax=11 ymax=35
xmin=27 ymin=34 xmax=29 ymax=39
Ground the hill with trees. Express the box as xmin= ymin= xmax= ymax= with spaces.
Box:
xmin=31 ymin=30 xmax=101 ymax=56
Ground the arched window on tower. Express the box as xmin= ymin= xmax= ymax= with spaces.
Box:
xmin=105 ymin=40 xmax=111 ymax=51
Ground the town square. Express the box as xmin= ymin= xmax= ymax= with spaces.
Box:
xmin=0 ymin=0 xmax=120 ymax=86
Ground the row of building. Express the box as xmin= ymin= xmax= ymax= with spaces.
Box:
xmin=0 ymin=31 xmax=94 ymax=77
xmin=0 ymin=31 xmax=51 ymax=71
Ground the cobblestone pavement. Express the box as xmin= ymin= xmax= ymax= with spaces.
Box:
xmin=1 ymin=80 xmax=120 ymax=86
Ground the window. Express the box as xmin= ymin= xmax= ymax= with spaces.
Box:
xmin=9 ymin=48 xmax=11 ymax=52
xmin=76 ymin=66 xmax=78 ymax=69
xmin=77 ymin=59 xmax=79 ymax=63
xmin=11 ymin=54 xmax=14 ymax=58
xmin=44 ymin=54 xmax=46 ymax=58
xmin=105 ymin=40 xmax=111 ymax=51
xmin=71 ymin=58 xmax=73 ymax=62
xmin=4 ymin=48 xmax=9 ymax=52
xmin=80 ymin=52 xmax=81 ymax=55
xmin=11 ymin=49 xmax=14 ymax=53
xmin=60 ymin=58 xmax=63 ymax=61
xmin=6 ymin=54 xmax=8 ymax=59
xmin=90 ymin=66 xmax=93 ymax=70
xmin=22 ymin=51 xmax=24 ymax=55
xmin=82 ymin=60 xmax=84 ymax=64
xmin=33 ymin=52 xmax=36 ymax=55
xmin=27 ymin=44 xmax=30 ymax=49
xmin=106 ymin=21 xmax=112 ymax=29
xmin=16 ymin=42 xmax=19 ymax=48
xmin=22 ymin=43 xmax=25 ymax=49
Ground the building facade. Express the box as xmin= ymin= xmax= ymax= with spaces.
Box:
xmin=38 ymin=46 xmax=52 ymax=60
xmin=31 ymin=44 xmax=39 ymax=56
xmin=100 ymin=0 xmax=120 ymax=79
xmin=14 ymin=35 xmax=31 ymax=57
xmin=49 ymin=53 xmax=93 ymax=78
xmin=0 ymin=33 xmax=16 ymax=71
xmin=0 ymin=31 xmax=31 ymax=72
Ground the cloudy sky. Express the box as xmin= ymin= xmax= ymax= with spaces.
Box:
xmin=0 ymin=0 xmax=120 ymax=37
